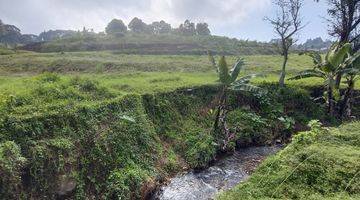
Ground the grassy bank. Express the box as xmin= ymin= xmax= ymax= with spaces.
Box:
xmin=0 ymin=72 xmax=326 ymax=199
xmin=217 ymin=121 xmax=360 ymax=200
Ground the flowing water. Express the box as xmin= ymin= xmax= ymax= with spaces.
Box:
xmin=152 ymin=146 xmax=281 ymax=200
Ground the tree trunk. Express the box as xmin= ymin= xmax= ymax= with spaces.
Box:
xmin=340 ymin=78 xmax=355 ymax=119
xmin=213 ymin=86 xmax=227 ymax=132
xmin=327 ymin=77 xmax=335 ymax=116
xmin=213 ymin=86 xmax=235 ymax=151
xmin=279 ymin=53 xmax=288 ymax=87
xmin=335 ymin=74 xmax=342 ymax=89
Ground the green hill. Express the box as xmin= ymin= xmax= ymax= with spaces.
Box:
xmin=20 ymin=34 xmax=278 ymax=55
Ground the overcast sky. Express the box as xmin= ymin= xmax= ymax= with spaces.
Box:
xmin=0 ymin=0 xmax=331 ymax=43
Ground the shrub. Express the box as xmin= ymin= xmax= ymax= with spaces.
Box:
xmin=227 ymin=108 xmax=270 ymax=146
xmin=293 ymin=120 xmax=326 ymax=145
xmin=0 ymin=141 xmax=27 ymax=199
xmin=185 ymin=130 xmax=217 ymax=168
xmin=36 ymin=72 xmax=61 ymax=83
xmin=27 ymin=138 xmax=76 ymax=198
xmin=106 ymin=165 xmax=148 ymax=199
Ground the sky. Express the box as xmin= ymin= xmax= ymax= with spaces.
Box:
xmin=0 ymin=0 xmax=331 ymax=43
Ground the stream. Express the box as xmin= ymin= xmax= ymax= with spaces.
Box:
xmin=151 ymin=146 xmax=281 ymax=200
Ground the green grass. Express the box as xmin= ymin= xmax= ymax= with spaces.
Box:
xmin=0 ymin=72 xmax=217 ymax=96
xmin=0 ymin=51 xmax=324 ymax=94
xmin=0 ymin=51 xmax=313 ymax=75
xmin=1 ymin=51 xmax=359 ymax=117
xmin=217 ymin=121 xmax=360 ymax=200
xmin=4 ymin=47 xmax=359 ymax=92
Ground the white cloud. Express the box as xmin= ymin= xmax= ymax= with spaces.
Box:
xmin=0 ymin=0 xmax=271 ymax=34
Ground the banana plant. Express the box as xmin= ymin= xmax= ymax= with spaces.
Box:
xmin=209 ymin=53 xmax=263 ymax=150
xmin=289 ymin=43 xmax=351 ymax=116
xmin=338 ymin=51 xmax=360 ymax=118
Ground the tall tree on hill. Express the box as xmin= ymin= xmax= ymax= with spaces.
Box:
xmin=266 ymin=0 xmax=304 ymax=87
xmin=151 ymin=20 xmax=172 ymax=34
xmin=315 ymin=0 xmax=360 ymax=88
xmin=39 ymin=30 xmax=77 ymax=41
xmin=178 ymin=20 xmax=196 ymax=36
xmin=105 ymin=19 xmax=127 ymax=35
xmin=196 ymin=23 xmax=211 ymax=36
xmin=128 ymin=17 xmax=151 ymax=34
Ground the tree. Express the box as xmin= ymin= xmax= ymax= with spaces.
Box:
xmin=150 ymin=20 xmax=172 ymax=34
xmin=196 ymin=23 xmax=211 ymax=36
xmin=208 ymin=52 xmax=263 ymax=150
xmin=338 ymin=51 xmax=360 ymax=118
xmin=105 ymin=19 xmax=127 ymax=35
xmin=315 ymin=0 xmax=360 ymax=88
xmin=316 ymin=0 xmax=360 ymax=48
xmin=128 ymin=17 xmax=151 ymax=34
xmin=178 ymin=20 xmax=196 ymax=36
xmin=38 ymin=30 xmax=77 ymax=41
xmin=266 ymin=0 xmax=304 ymax=87
xmin=289 ymin=43 xmax=352 ymax=116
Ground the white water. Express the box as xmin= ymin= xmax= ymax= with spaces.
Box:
xmin=152 ymin=146 xmax=280 ymax=200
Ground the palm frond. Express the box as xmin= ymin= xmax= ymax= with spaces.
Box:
xmin=233 ymin=74 xmax=265 ymax=85
xmin=303 ymin=51 xmax=322 ymax=66
xmin=288 ymin=70 xmax=326 ymax=80
xmin=231 ymin=84 xmax=265 ymax=94
xmin=342 ymin=52 xmax=360 ymax=69
xmin=326 ymin=43 xmax=351 ymax=68
xmin=230 ymin=58 xmax=245 ymax=82
xmin=218 ymin=56 xmax=231 ymax=85
xmin=339 ymin=68 xmax=360 ymax=76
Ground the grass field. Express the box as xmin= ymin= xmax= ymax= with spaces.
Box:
xmin=2 ymin=50 xmax=358 ymax=110
xmin=0 ymin=51 xmax=313 ymax=75
xmin=0 ymin=51 xmax=317 ymax=94
xmin=1 ymin=51 xmax=358 ymax=96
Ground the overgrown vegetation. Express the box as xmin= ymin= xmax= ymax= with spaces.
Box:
xmin=217 ymin=120 xmax=360 ymax=200
xmin=0 ymin=72 xmax=327 ymax=199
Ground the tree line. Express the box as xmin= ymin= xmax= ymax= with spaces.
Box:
xmin=105 ymin=18 xmax=211 ymax=36
xmin=0 ymin=18 xmax=211 ymax=46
